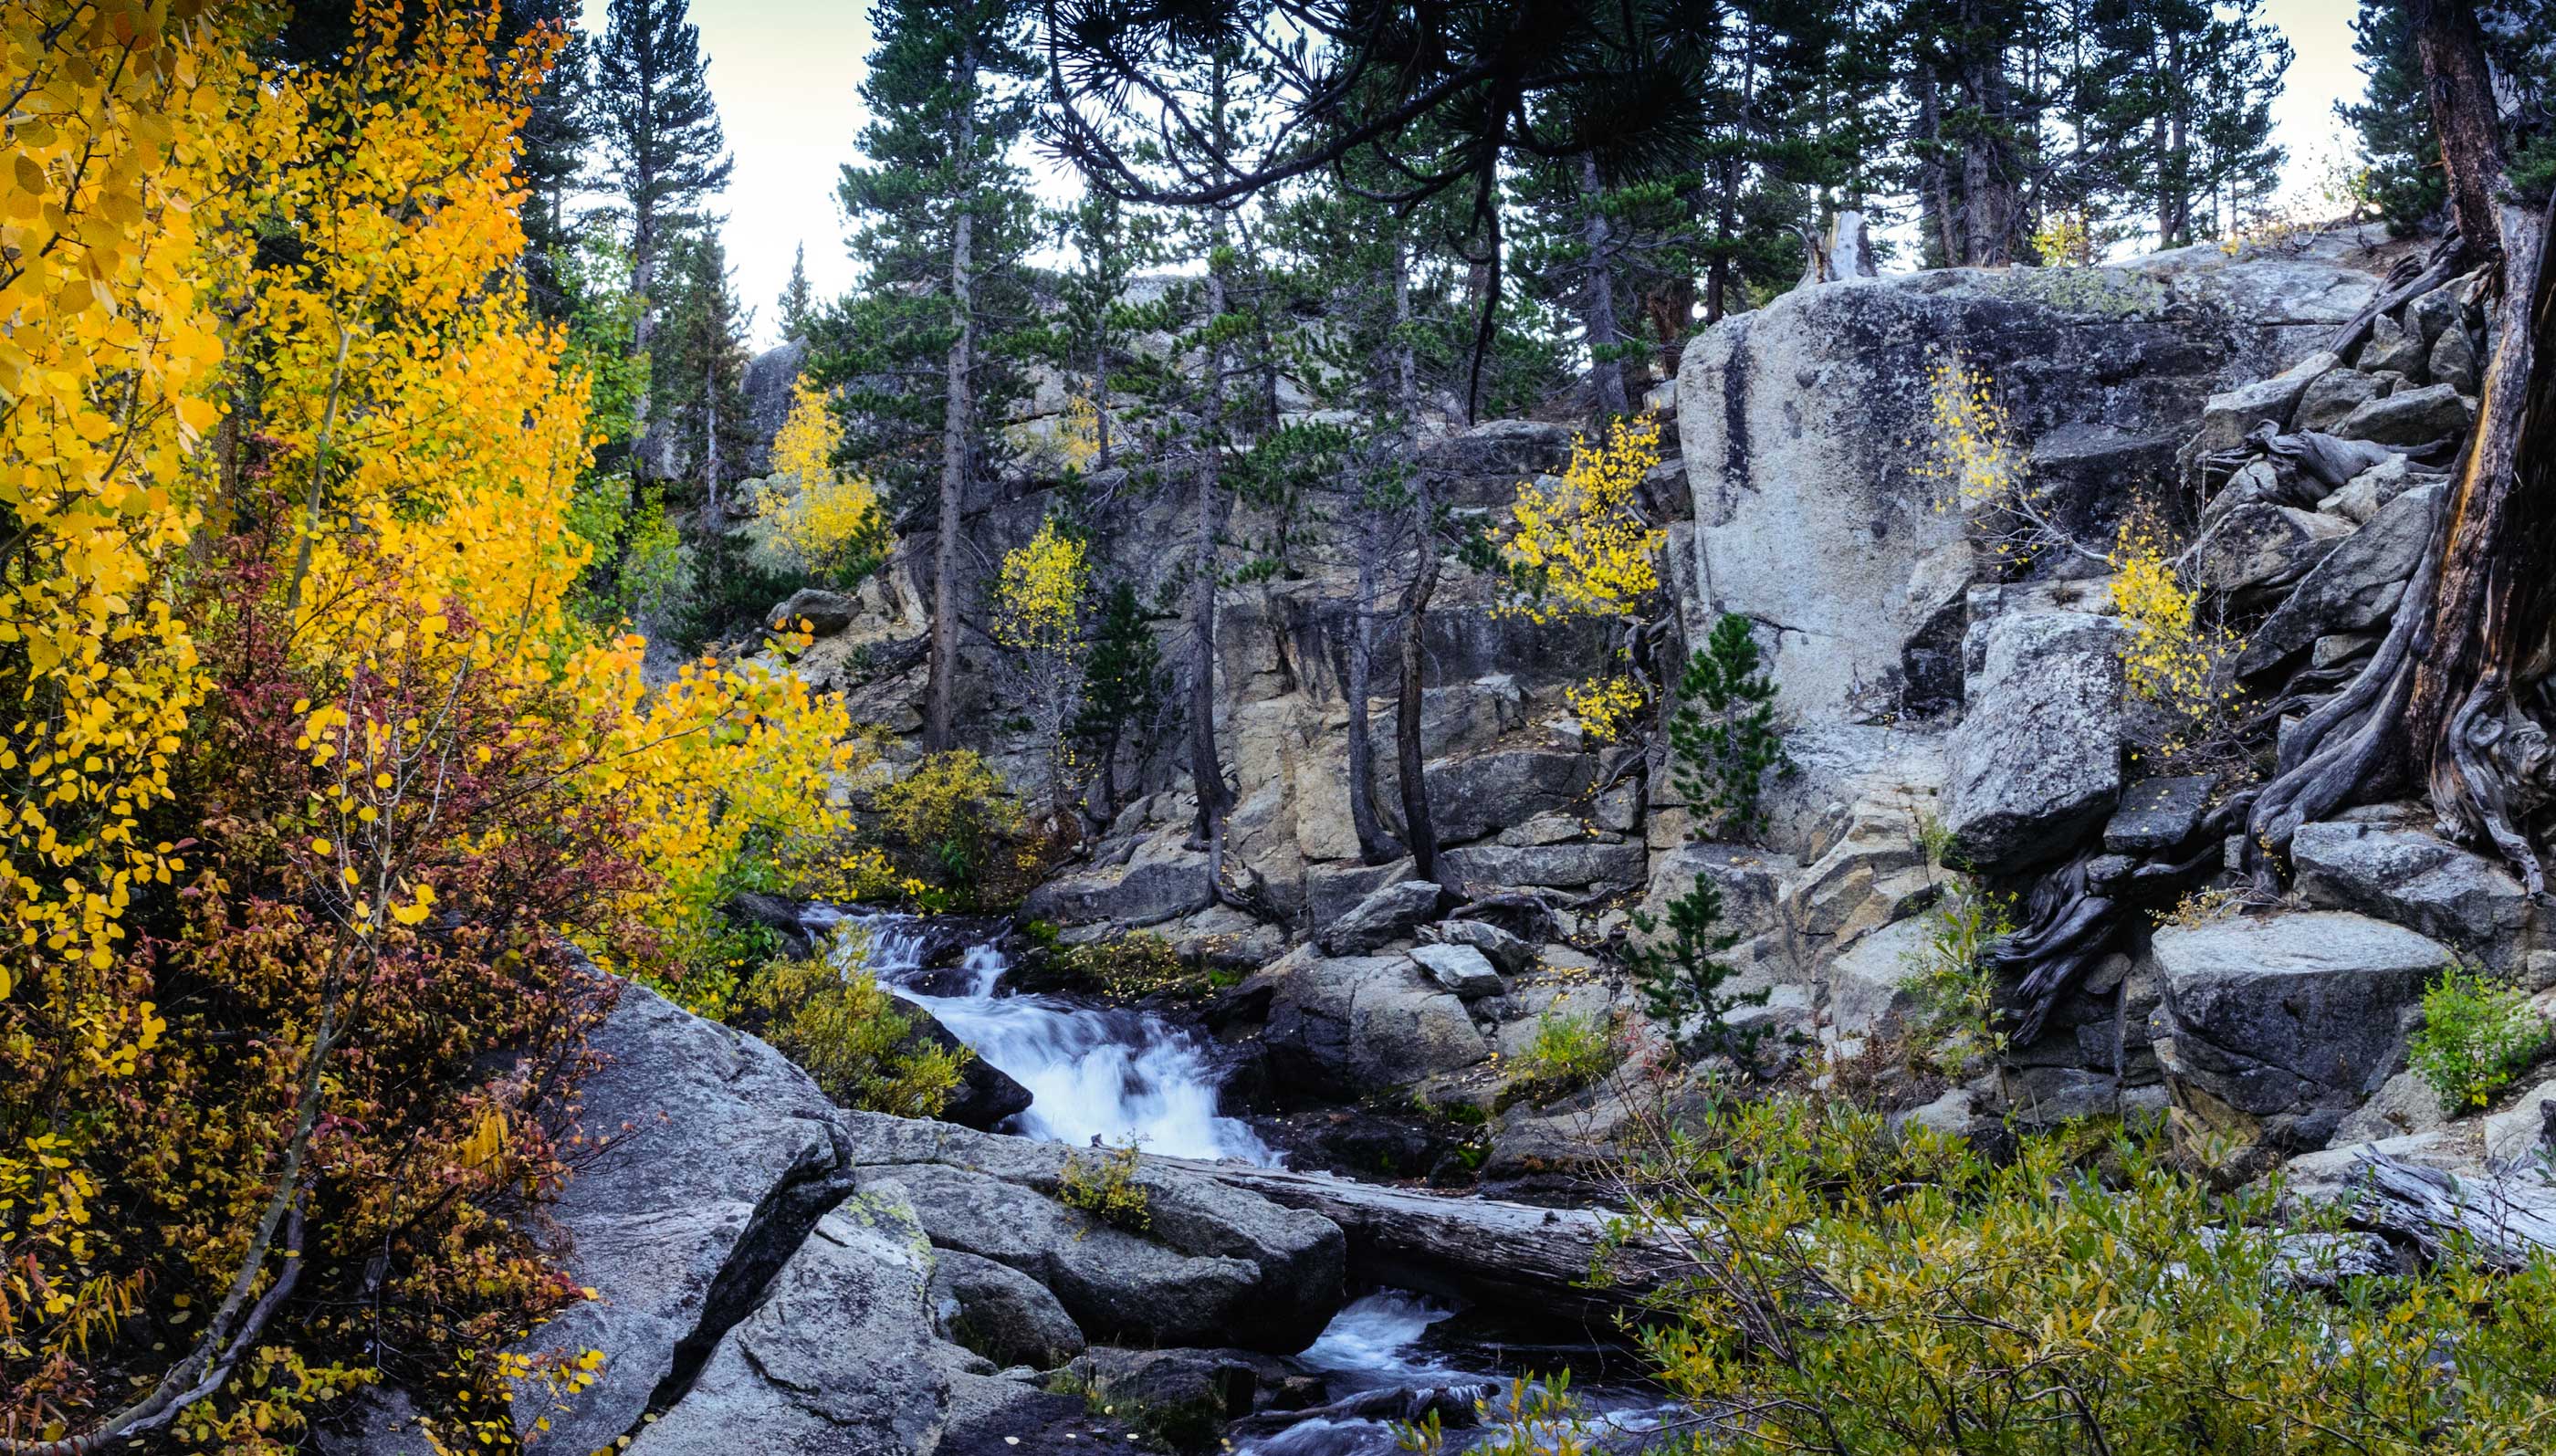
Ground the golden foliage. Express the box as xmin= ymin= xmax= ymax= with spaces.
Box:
xmin=1496 ymin=413 xmax=1667 ymax=625
xmin=1564 ymin=672 xmax=1648 ymax=744
xmin=758 ymin=374 xmax=885 ymax=573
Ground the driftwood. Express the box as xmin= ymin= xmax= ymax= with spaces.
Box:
xmin=2344 ymin=1153 xmax=2556 ymax=1270
xmin=1159 ymin=1157 xmax=1681 ymax=1325
xmin=1227 ymin=1382 xmax=1500 ymax=1439
xmin=1996 ymin=851 xmax=2121 ymax=1044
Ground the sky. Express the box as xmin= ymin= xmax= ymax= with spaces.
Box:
xmin=584 ymin=1 xmax=2378 ymax=351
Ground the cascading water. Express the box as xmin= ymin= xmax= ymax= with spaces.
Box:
xmin=809 ymin=908 xmax=1275 ymax=1163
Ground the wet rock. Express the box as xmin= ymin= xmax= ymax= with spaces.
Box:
xmin=2333 ymin=382 xmax=2475 ymax=446
xmin=1252 ymin=947 xmax=1493 ymax=1096
xmin=2184 ymin=503 xmax=2350 ymax=594
xmin=626 ymin=1199 xmax=948 ymax=1456
xmin=2290 ymin=819 xmax=2531 ymax=962
xmin=2237 ymin=483 xmax=2440 ymax=676
xmin=2153 ymin=911 xmax=2446 ymax=1154
xmin=1409 ymin=942 xmax=1503 ymax=999
xmin=890 ymin=995 xmax=1033 ymax=1131
xmin=1317 ymin=878 xmax=1443 ymax=954
xmin=1942 ymin=611 xmax=2125 ymax=874
xmin=931 ymin=1247 xmax=1086 ymax=1369
xmin=2102 ymin=775 xmax=2216 ymax=854
xmin=1067 ymin=1347 xmax=1259 ymax=1451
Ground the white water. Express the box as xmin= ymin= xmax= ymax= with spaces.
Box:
xmin=812 ymin=910 xmax=1276 ymax=1164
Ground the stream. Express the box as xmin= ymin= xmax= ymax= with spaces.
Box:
xmin=808 ymin=910 xmax=1671 ymax=1454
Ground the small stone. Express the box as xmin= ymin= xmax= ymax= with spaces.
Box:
xmin=2404 ymin=282 xmax=2463 ymax=347
xmin=1431 ymin=918 xmax=1537 ymax=975
xmin=2356 ymin=312 xmax=2428 ymax=377
xmin=2103 ymin=775 xmax=2215 ymax=854
xmin=2428 ymin=322 xmax=2477 ymax=394
xmin=1409 ymin=943 xmax=1503 ymax=999
xmin=2311 ymin=633 xmax=2378 ymax=669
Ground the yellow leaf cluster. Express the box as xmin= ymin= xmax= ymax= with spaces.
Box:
xmin=2107 ymin=518 xmax=2247 ymax=762
xmin=1910 ymin=353 xmax=2030 ymax=519
xmin=1564 ymin=673 xmax=1648 ymax=744
xmin=758 ymin=374 xmax=884 ymax=571
xmin=1496 ymin=413 xmax=1667 ymax=625
xmin=991 ymin=517 xmax=1091 ymax=656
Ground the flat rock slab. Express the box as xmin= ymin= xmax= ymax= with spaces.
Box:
xmin=1942 ymin=611 xmax=2125 ymax=874
xmin=2291 ymin=819 xmax=2532 ymax=960
xmin=2153 ymin=911 xmax=2447 ymax=1120
xmin=2104 ymin=775 xmax=2216 ymax=854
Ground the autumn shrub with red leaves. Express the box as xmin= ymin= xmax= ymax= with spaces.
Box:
xmin=2 ymin=556 xmax=645 ymax=1449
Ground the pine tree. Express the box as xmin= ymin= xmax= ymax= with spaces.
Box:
xmin=830 ymin=0 xmax=1038 ymax=753
xmin=777 ymin=242 xmax=817 ymax=341
xmin=589 ymin=0 xmax=731 ymax=475
xmin=655 ymin=227 xmax=755 ymax=519
xmin=505 ymin=0 xmax=592 ymax=318
xmin=1072 ymin=581 xmax=1170 ymax=822
xmin=2341 ymin=0 xmax=2556 ymax=237
xmin=2080 ymin=0 xmax=2289 ymax=247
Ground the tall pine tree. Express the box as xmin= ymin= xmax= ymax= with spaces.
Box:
xmin=830 ymin=0 xmax=1038 ymax=752
xmin=590 ymin=0 xmax=731 ymax=477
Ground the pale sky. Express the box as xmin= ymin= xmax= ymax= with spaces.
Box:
xmin=583 ymin=1 xmax=2375 ymax=351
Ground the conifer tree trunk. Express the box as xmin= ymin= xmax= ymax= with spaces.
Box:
xmin=1579 ymin=154 xmax=1629 ymax=419
xmin=1396 ymin=466 xmax=1441 ymax=885
xmin=926 ymin=44 xmax=978 ymax=753
xmin=1345 ymin=520 xmax=1392 ymax=863
xmin=1189 ymin=219 xmax=1234 ymax=867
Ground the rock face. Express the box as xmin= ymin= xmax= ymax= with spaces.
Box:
xmin=2153 ymin=912 xmax=2448 ymax=1156
xmin=1942 ymin=611 xmax=2125 ymax=874
xmin=1678 ymin=250 xmax=2373 ymax=718
xmin=1247 ymin=947 xmax=1493 ymax=1095
xmin=930 ymin=1248 xmax=1087 ymax=1369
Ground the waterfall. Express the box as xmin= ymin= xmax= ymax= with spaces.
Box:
xmin=811 ymin=909 xmax=1276 ymax=1165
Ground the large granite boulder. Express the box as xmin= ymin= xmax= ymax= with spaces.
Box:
xmin=1423 ymin=749 xmax=1597 ymax=845
xmin=2236 ymin=484 xmax=2441 ymax=676
xmin=2184 ymin=503 xmax=2351 ymax=595
xmin=1317 ymin=877 xmax=1443 ymax=954
xmin=1941 ymin=611 xmax=2125 ymax=874
xmin=511 ymin=982 xmax=863 ymax=1456
xmin=2291 ymin=817 xmax=2534 ymax=963
xmin=1247 ymin=947 xmax=1493 ymax=1095
xmin=2153 ymin=911 xmax=2449 ymax=1157
xmin=1679 ymin=249 xmax=2373 ymax=718
xmin=1439 ymin=839 xmax=1647 ymax=891
xmin=625 ymin=1198 xmax=949 ymax=1456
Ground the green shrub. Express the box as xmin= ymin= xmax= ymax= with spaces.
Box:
xmin=869 ymin=749 xmax=1021 ymax=894
xmin=1058 ymin=1142 xmax=1151 ymax=1231
xmin=1594 ymin=1091 xmax=2556 ymax=1454
xmin=1498 ymin=1011 xmax=1623 ymax=1110
xmin=736 ymin=954 xmax=966 ymax=1117
xmin=2409 ymin=960 xmax=2550 ymax=1109
xmin=1901 ymin=879 xmax=2017 ymax=1076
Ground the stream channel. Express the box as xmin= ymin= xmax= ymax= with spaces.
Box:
xmin=803 ymin=909 xmax=1675 ymax=1455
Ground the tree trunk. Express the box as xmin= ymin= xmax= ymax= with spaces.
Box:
xmin=702 ymin=346 xmax=723 ymax=522
xmin=629 ymin=192 xmax=657 ymax=484
xmin=1578 ymin=154 xmax=1629 ymax=420
xmin=1189 ymin=230 xmax=1233 ymax=863
xmin=1396 ymin=466 xmax=1441 ymax=885
xmin=2410 ymin=0 xmax=2508 ymax=266
xmin=1918 ymin=71 xmax=1955 ymax=270
xmin=925 ymin=50 xmax=979 ymax=753
xmin=1345 ymin=527 xmax=1393 ymax=864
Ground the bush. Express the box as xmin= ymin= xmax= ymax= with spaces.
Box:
xmin=1059 ymin=1142 xmax=1151 ymax=1231
xmin=1031 ymin=927 xmax=1199 ymax=1000
xmin=2409 ymin=961 xmax=2550 ymax=1109
xmin=1602 ymin=1092 xmax=2556 ymax=1454
xmin=735 ymin=952 xmax=967 ymax=1117
xmin=870 ymin=749 xmax=1022 ymax=894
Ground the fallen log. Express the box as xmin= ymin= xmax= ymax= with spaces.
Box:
xmin=1156 ymin=1157 xmax=1685 ymax=1325
xmin=2345 ymin=1152 xmax=2556 ymax=1269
